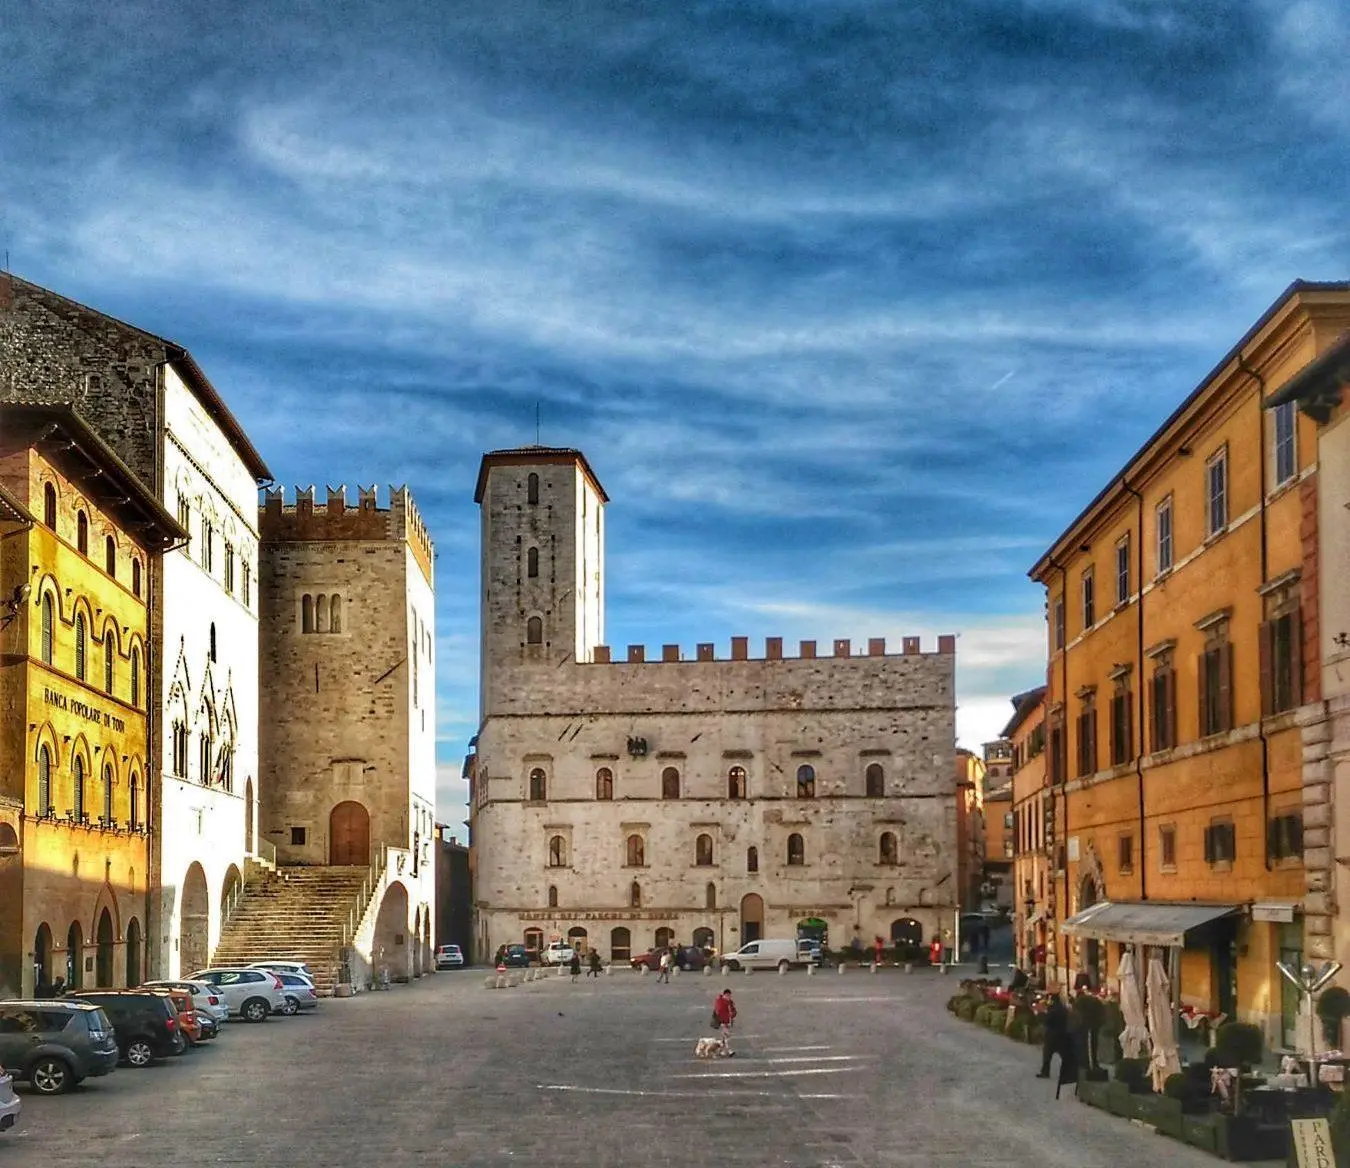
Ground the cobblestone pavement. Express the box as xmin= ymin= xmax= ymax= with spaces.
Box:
xmin=1 ymin=966 xmax=1271 ymax=1167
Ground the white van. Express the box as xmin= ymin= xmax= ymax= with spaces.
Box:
xmin=720 ymin=938 xmax=816 ymax=973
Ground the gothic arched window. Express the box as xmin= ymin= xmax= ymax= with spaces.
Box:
xmin=132 ymin=558 xmax=142 ymax=598
xmin=40 ymin=593 xmax=53 ymax=664
xmin=727 ymin=765 xmax=746 ymax=799
xmin=796 ymin=764 xmax=815 ymax=799
xmin=74 ymin=612 xmax=87 ymax=680
xmin=527 ymin=473 xmax=540 ymax=504
xmin=73 ymin=755 xmax=85 ymax=820
xmin=103 ymin=764 xmax=114 ymax=824
xmin=527 ymin=546 xmax=539 ymax=578
xmin=130 ymin=648 xmax=141 ymax=707
xmin=37 ymin=745 xmax=52 ymax=815
xmin=595 ymin=767 xmax=613 ymax=800
xmin=547 ymin=884 xmax=558 ymax=908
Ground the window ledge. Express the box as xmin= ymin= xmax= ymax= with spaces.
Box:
xmin=1204 ymin=526 xmax=1229 ymax=548
xmin=1158 ymin=864 xmax=1178 ymax=875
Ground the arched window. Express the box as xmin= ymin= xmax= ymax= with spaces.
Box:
xmin=595 ymin=767 xmax=613 ymax=800
xmin=548 ymin=836 xmax=566 ymax=867
xmin=130 ymin=647 xmax=141 ymax=707
xmin=105 ymin=535 xmax=116 ymax=577
xmin=102 ymin=764 xmax=114 ymax=825
xmin=73 ymin=755 xmax=86 ymax=820
xmin=43 ymin=483 xmax=56 ymax=529
xmin=37 ymin=745 xmax=52 ymax=815
xmin=301 ymin=594 xmax=314 ymax=633
xmin=129 ymin=775 xmax=140 ymax=831
xmin=316 ymin=595 xmax=329 ymax=634
xmin=787 ymin=832 xmax=805 ymax=866
xmin=626 ymin=834 xmax=645 ymax=867
xmin=661 ymin=767 xmax=680 ymax=799
xmin=866 ymin=763 xmax=885 ymax=797
xmin=40 ymin=593 xmax=53 ymax=664
xmin=796 ymin=764 xmax=816 ymax=799
xmin=131 ymin=558 xmax=142 ymax=598
xmin=527 ymin=473 xmax=539 ymax=505
xmin=728 ymin=765 xmax=746 ymax=799
xmin=547 ymin=885 xmax=558 ymax=908
xmin=879 ymin=831 xmax=898 ymax=865
xmin=199 ymin=732 xmax=212 ymax=785
xmin=77 ymin=510 xmax=89 ymax=554
xmin=103 ymin=628 xmax=115 ymax=694
xmin=209 ymin=622 xmax=217 ymax=663
xmin=706 ymin=882 xmax=717 ymax=909
xmin=630 ymin=881 xmax=641 ymax=908
xmin=529 ymin=768 xmax=547 ymax=801
xmin=172 ymin=722 xmax=188 ymax=776
xmin=74 ymin=612 xmax=87 ymax=680
xmin=695 ymin=833 xmax=714 ymax=866
xmin=526 ymin=616 xmax=543 ymax=644
xmin=330 ymin=595 xmax=342 ymax=634
xmin=527 ymin=546 xmax=539 ymax=578
xmin=747 ymin=846 xmax=758 ymax=873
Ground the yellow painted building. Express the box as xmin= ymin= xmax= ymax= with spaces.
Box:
xmin=1005 ymin=687 xmax=1051 ymax=977
xmin=1031 ymin=281 xmax=1350 ymax=1051
xmin=0 ymin=404 xmax=184 ymax=997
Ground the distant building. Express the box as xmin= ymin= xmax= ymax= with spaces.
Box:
xmin=435 ymin=826 xmax=472 ymax=959
xmin=1004 ymin=688 xmax=1050 ymax=975
xmin=468 ymin=447 xmax=959 ymax=964
xmin=981 ymin=738 xmax=1015 ymax=911
xmin=954 ymin=749 xmax=985 ymax=911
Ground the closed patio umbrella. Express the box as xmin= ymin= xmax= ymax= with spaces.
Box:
xmin=1118 ymin=949 xmax=1151 ymax=1059
xmin=1147 ymin=953 xmax=1183 ymax=1091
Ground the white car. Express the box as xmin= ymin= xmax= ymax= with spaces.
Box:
xmin=188 ymin=968 xmax=289 ymax=1022
xmin=143 ymin=978 xmax=230 ymax=1024
xmin=0 ymin=1065 xmax=19 ymax=1135
xmin=540 ymin=942 xmax=576 ymax=966
xmin=249 ymin=960 xmax=315 ymax=981
xmin=435 ymin=944 xmax=465 ymax=970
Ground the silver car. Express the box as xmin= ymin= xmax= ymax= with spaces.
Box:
xmin=249 ymin=960 xmax=314 ymax=981
xmin=143 ymin=978 xmax=230 ymax=1025
xmin=188 ymin=968 xmax=288 ymax=1022
xmin=276 ymin=972 xmax=319 ymax=1015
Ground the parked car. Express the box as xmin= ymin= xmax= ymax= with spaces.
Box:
xmin=275 ymin=973 xmax=318 ymax=1015
xmin=435 ymin=944 xmax=465 ymax=970
xmin=720 ymin=938 xmax=817 ymax=973
xmin=67 ymin=991 xmax=186 ymax=1067
xmin=141 ymin=986 xmax=202 ymax=1044
xmin=249 ymin=960 xmax=314 ymax=981
xmin=497 ymin=945 xmax=531 ymax=968
xmin=0 ymin=1001 xmax=118 ymax=1094
xmin=540 ymin=942 xmax=575 ymax=966
xmin=630 ymin=946 xmax=709 ymax=972
xmin=142 ymin=978 xmax=230 ymax=1026
xmin=0 ymin=1064 xmax=20 ymax=1132
xmin=187 ymin=968 xmax=288 ymax=1022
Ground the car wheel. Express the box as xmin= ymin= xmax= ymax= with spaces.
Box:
xmin=126 ymin=1039 xmax=155 ymax=1067
xmin=29 ymin=1057 xmax=72 ymax=1095
xmin=777 ymin=959 xmax=790 ymax=973
xmin=282 ymin=996 xmax=299 ymax=1016
xmin=241 ymin=997 xmax=269 ymax=1023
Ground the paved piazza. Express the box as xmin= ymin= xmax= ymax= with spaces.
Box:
xmin=4 ymin=969 xmax=1270 ymax=1167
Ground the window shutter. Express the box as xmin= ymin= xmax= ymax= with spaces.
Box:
xmin=1203 ymin=825 xmax=1214 ymax=864
xmin=1165 ymin=670 xmax=1176 ymax=749
xmin=1217 ymin=642 xmax=1234 ymax=732
xmin=1124 ymin=693 xmax=1134 ymax=762
xmin=1291 ymin=608 xmax=1304 ymax=707
xmin=1198 ymin=653 xmax=1209 ymax=736
xmin=1258 ymin=621 xmax=1273 ymax=718
xmin=1291 ymin=815 xmax=1303 ymax=855
xmin=1266 ymin=817 xmax=1278 ymax=860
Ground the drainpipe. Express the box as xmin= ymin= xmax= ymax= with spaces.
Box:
xmin=1237 ymin=349 xmax=1274 ymax=871
xmin=1123 ymin=477 xmax=1148 ymax=902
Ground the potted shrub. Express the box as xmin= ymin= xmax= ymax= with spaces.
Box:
xmin=1134 ymin=1090 xmax=1184 ymax=1138
xmin=1318 ymin=985 xmax=1350 ymax=1048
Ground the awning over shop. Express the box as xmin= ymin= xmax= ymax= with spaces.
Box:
xmin=1059 ymin=901 xmax=1239 ymax=946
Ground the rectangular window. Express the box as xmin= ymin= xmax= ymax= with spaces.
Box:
xmin=1052 ymin=596 xmax=1065 ymax=652
xmin=1081 ymin=569 xmax=1095 ymax=631
xmin=1274 ymin=401 xmax=1297 ymax=486
xmin=1115 ymin=535 xmax=1130 ymax=605
xmin=1203 ymin=821 xmax=1236 ymax=865
xmin=1206 ymin=447 xmax=1228 ymax=536
xmin=1110 ymin=685 xmax=1133 ymax=766
xmin=1149 ymin=666 xmax=1176 ymax=752
xmin=1199 ymin=641 xmax=1234 ymax=736
xmin=1003 ymin=812 xmax=1013 ymax=829
xmin=1159 ymin=825 xmax=1176 ymax=870
xmin=1117 ymin=833 xmax=1133 ymax=874
xmin=1268 ymin=813 xmax=1303 ymax=861
xmin=1155 ymin=496 xmax=1173 ymax=575
xmin=1049 ymin=723 xmax=1066 ymax=786
xmin=1075 ymin=704 xmax=1097 ymax=777
xmin=290 ymin=826 xmax=307 ymax=846
xmin=1260 ymin=609 xmax=1302 ymax=717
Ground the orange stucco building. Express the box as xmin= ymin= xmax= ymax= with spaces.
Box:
xmin=1030 ymin=281 xmax=1350 ymax=1051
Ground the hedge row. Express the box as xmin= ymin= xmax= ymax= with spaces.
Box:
xmin=947 ymin=992 xmax=1045 ymax=1046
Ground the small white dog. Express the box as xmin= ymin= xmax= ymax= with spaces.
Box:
xmin=694 ymin=1037 xmax=723 ymax=1059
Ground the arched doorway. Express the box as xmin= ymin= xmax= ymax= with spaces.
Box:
xmin=740 ymin=894 xmax=764 ymax=944
xmin=95 ymin=909 xmax=115 ymax=987
xmin=220 ymin=864 xmax=242 ymax=929
xmin=66 ymin=920 xmax=84 ymax=988
xmin=692 ymin=926 xmax=714 ymax=951
xmin=797 ymin=917 xmax=829 ymax=950
xmin=412 ymin=908 xmax=424 ymax=977
xmin=373 ymin=882 xmax=410 ymax=982
xmin=422 ymin=913 xmax=432 ymax=975
xmin=654 ymin=926 xmax=674 ymax=950
xmin=180 ymin=862 xmax=210 ymax=974
xmin=330 ymin=801 xmax=370 ymax=866
xmin=567 ymin=926 xmax=588 ymax=954
xmin=34 ymin=923 xmax=52 ymax=991
xmin=125 ymin=918 xmax=142 ymax=987
xmin=244 ymin=778 xmax=254 ymax=854
xmin=890 ymin=917 xmax=923 ymax=956
xmin=609 ymin=927 xmax=631 ymax=962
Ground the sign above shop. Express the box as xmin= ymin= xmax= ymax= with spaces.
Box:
xmin=1251 ymin=902 xmax=1297 ymax=924
xmin=42 ymin=687 xmax=127 ymax=733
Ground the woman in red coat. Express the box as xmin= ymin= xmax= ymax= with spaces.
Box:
xmin=713 ymin=988 xmax=737 ymax=1056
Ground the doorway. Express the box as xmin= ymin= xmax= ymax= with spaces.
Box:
xmin=1212 ymin=919 xmax=1239 ymax=1020
xmin=1279 ymin=922 xmax=1302 ymax=1050
xmin=740 ymin=894 xmax=764 ymax=944
xmin=329 ymin=801 xmax=370 ymax=866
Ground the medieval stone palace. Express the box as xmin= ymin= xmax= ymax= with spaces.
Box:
xmin=467 ymin=447 xmax=959 ymax=964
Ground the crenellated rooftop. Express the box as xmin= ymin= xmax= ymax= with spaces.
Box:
xmin=588 ymin=633 xmax=955 ymax=664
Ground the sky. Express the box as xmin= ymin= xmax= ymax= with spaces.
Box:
xmin=4 ymin=1 xmax=1349 ymax=828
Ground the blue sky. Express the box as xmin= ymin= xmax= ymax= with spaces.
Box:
xmin=4 ymin=1 xmax=1349 ymax=827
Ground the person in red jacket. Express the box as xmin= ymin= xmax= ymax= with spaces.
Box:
xmin=713 ymin=988 xmax=737 ymax=1057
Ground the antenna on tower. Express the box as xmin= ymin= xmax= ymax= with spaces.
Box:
xmin=535 ymin=401 xmax=541 ymax=446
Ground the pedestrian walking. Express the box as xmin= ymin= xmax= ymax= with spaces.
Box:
xmin=873 ymin=936 xmax=884 ymax=967
xmin=569 ymin=951 xmax=582 ymax=982
xmin=657 ymin=948 xmax=672 ymax=983
xmin=713 ymin=987 xmax=737 ymax=1056
xmin=587 ymin=950 xmax=602 ymax=978
xmin=1037 ymin=992 xmax=1071 ymax=1080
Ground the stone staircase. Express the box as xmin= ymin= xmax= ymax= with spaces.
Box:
xmin=212 ymin=865 xmax=372 ymax=996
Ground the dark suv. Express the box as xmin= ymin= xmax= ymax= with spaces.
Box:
xmin=0 ymin=1001 xmax=119 ymax=1094
xmin=68 ymin=992 xmax=187 ymax=1067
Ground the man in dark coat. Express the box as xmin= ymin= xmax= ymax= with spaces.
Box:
xmin=1037 ymin=994 xmax=1071 ymax=1079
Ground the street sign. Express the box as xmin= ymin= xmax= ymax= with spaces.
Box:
xmin=1290 ymin=1118 xmax=1333 ymax=1168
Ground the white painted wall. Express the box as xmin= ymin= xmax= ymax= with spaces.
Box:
xmin=155 ymin=365 xmax=260 ymax=977
xmin=405 ymin=542 xmax=438 ymax=961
